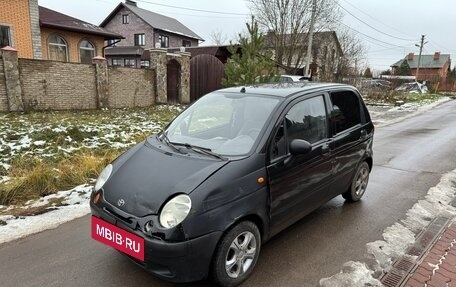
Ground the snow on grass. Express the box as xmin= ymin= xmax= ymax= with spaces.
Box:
xmin=0 ymin=106 xmax=184 ymax=175
xmin=369 ymin=97 xmax=451 ymax=127
xmin=319 ymin=168 xmax=456 ymax=286
xmin=0 ymin=185 xmax=92 ymax=244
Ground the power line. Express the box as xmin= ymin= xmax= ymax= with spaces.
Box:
xmin=338 ymin=0 xmax=415 ymax=39
xmin=339 ymin=22 xmax=411 ymax=49
xmin=335 ymin=1 xmax=416 ymax=41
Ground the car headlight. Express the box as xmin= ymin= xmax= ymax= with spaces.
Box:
xmin=159 ymin=194 xmax=192 ymax=229
xmin=94 ymin=164 xmax=113 ymax=192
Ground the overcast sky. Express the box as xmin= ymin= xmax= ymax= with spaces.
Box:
xmin=38 ymin=0 xmax=455 ymax=73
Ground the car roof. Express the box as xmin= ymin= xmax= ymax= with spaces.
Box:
xmin=215 ymin=82 xmax=354 ymax=98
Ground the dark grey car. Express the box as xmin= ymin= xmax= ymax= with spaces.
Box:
xmin=90 ymin=82 xmax=374 ymax=287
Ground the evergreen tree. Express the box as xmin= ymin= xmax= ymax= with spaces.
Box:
xmin=223 ymin=16 xmax=276 ymax=87
xmin=396 ymin=60 xmax=411 ymax=76
xmin=363 ymin=67 xmax=373 ymax=78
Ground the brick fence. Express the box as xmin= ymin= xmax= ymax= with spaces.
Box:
xmin=0 ymin=47 xmax=190 ymax=112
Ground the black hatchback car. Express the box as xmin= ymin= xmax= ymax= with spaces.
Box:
xmin=90 ymin=83 xmax=374 ymax=287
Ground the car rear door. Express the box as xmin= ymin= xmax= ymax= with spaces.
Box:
xmin=327 ymin=89 xmax=372 ymax=197
xmin=267 ymin=93 xmax=334 ymax=236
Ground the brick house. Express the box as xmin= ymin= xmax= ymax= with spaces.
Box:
xmin=100 ymin=0 xmax=203 ymax=68
xmin=391 ymin=52 xmax=451 ymax=81
xmin=0 ymin=0 xmax=122 ymax=63
xmin=264 ymin=31 xmax=343 ymax=81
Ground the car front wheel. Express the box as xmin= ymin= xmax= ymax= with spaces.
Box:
xmin=211 ymin=221 xmax=261 ymax=287
xmin=343 ymin=161 xmax=370 ymax=202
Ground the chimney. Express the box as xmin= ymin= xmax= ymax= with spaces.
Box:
xmin=434 ymin=52 xmax=440 ymax=60
xmin=407 ymin=53 xmax=414 ymax=60
xmin=125 ymin=0 xmax=137 ymax=6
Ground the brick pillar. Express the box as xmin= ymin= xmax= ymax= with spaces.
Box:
xmin=149 ymin=48 xmax=167 ymax=104
xmin=28 ymin=0 xmax=43 ymax=59
xmin=177 ymin=51 xmax=191 ymax=104
xmin=93 ymin=56 xmax=109 ymax=109
xmin=1 ymin=46 xmax=24 ymax=112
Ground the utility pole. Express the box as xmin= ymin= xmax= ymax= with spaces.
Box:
xmin=415 ymin=35 xmax=427 ymax=81
xmin=305 ymin=0 xmax=316 ymax=78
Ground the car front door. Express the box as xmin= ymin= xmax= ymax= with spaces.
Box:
xmin=267 ymin=94 xmax=334 ymax=236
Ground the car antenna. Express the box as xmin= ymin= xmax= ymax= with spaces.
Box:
xmin=240 ymin=87 xmax=246 ymax=93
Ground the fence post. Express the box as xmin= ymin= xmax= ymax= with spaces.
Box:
xmin=93 ymin=56 xmax=109 ymax=109
xmin=1 ymin=46 xmax=24 ymax=112
xmin=177 ymin=51 xmax=191 ymax=104
xmin=150 ymin=48 xmax=167 ymax=104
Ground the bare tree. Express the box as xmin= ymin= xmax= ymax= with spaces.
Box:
xmin=209 ymin=28 xmax=229 ymax=46
xmin=335 ymin=28 xmax=366 ymax=80
xmin=248 ymin=0 xmax=342 ymax=72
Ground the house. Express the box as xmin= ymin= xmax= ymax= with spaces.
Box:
xmin=264 ymin=31 xmax=343 ymax=81
xmin=39 ymin=6 xmax=123 ymax=63
xmin=100 ymin=0 xmax=204 ymax=68
xmin=391 ymin=52 xmax=451 ymax=81
xmin=0 ymin=0 xmax=122 ymax=63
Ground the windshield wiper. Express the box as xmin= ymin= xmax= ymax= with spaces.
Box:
xmin=174 ymin=142 xmax=226 ymax=160
xmin=158 ymin=131 xmax=186 ymax=154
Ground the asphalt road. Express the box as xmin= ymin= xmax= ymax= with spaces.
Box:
xmin=1 ymin=100 xmax=456 ymax=287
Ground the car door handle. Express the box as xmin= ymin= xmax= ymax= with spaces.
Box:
xmin=360 ymin=129 xmax=368 ymax=140
xmin=321 ymin=143 xmax=330 ymax=156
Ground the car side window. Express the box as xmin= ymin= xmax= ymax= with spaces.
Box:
xmin=270 ymin=95 xmax=328 ymax=160
xmin=286 ymin=96 xmax=328 ymax=144
xmin=329 ymin=91 xmax=362 ymax=134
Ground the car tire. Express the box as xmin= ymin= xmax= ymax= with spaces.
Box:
xmin=342 ymin=161 xmax=370 ymax=202
xmin=211 ymin=221 xmax=261 ymax=287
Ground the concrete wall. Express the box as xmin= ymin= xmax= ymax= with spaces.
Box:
xmin=0 ymin=48 xmax=192 ymax=112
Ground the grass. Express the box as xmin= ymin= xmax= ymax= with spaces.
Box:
xmin=0 ymin=105 xmax=183 ymax=206
xmin=362 ymin=89 xmax=445 ymax=105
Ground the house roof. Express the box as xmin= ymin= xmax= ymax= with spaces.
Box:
xmin=264 ymin=31 xmax=343 ymax=55
xmin=100 ymin=2 xmax=204 ymax=41
xmin=391 ymin=54 xmax=451 ymax=69
xmin=105 ymin=46 xmax=144 ymax=56
xmin=39 ymin=6 xmax=123 ymax=39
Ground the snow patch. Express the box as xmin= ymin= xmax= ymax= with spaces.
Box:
xmin=0 ymin=185 xmax=92 ymax=244
xmin=319 ymin=168 xmax=456 ymax=286
xmin=319 ymin=261 xmax=381 ymax=287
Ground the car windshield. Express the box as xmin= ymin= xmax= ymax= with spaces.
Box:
xmin=165 ymin=92 xmax=281 ymax=156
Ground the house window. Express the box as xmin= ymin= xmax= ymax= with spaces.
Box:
xmin=112 ymin=58 xmax=122 ymax=66
xmin=0 ymin=25 xmax=12 ymax=48
xmin=48 ymin=34 xmax=68 ymax=62
xmin=182 ymin=40 xmax=191 ymax=47
xmin=107 ymin=39 xmax=117 ymax=46
xmin=125 ymin=58 xmax=135 ymax=67
xmin=134 ymin=33 xmax=145 ymax=46
xmin=122 ymin=14 xmax=129 ymax=24
xmin=79 ymin=40 xmax=95 ymax=64
xmin=159 ymin=35 xmax=169 ymax=48
xmin=140 ymin=60 xmax=150 ymax=68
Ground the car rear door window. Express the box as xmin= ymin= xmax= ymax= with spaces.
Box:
xmin=329 ymin=91 xmax=362 ymax=134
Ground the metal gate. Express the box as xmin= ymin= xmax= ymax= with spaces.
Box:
xmin=167 ymin=59 xmax=180 ymax=104
xmin=190 ymin=54 xmax=225 ymax=102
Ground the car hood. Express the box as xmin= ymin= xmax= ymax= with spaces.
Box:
xmin=103 ymin=139 xmax=229 ymax=217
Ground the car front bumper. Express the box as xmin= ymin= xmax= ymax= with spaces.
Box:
xmin=91 ymin=203 xmax=222 ymax=283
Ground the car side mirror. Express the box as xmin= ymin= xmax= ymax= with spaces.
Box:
xmin=289 ymin=139 xmax=312 ymax=155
